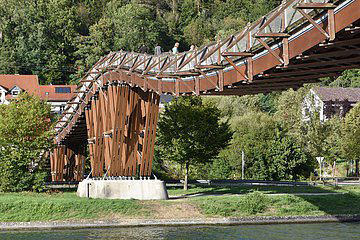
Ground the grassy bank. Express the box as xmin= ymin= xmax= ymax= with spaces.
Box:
xmin=166 ymin=184 xmax=348 ymax=196
xmin=0 ymin=191 xmax=147 ymax=222
xmin=0 ymin=185 xmax=359 ymax=222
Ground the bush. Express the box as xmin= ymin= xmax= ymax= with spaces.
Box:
xmin=196 ymin=192 xmax=269 ymax=217
xmin=243 ymin=191 xmax=268 ymax=214
xmin=0 ymin=93 xmax=52 ymax=192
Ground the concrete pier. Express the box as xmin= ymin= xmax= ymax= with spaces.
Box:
xmin=77 ymin=179 xmax=168 ymax=200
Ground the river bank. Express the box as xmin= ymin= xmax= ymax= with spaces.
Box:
xmin=0 ymin=185 xmax=359 ymax=228
xmin=1 ymin=215 xmax=360 ymax=230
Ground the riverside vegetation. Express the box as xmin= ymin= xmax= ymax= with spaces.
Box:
xmin=0 ymin=1 xmax=359 ymax=191
xmin=1 ymin=185 xmax=360 ymax=222
xmin=0 ymin=0 xmax=359 ymax=226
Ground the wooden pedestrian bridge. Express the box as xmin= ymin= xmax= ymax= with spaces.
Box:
xmin=51 ymin=0 xmax=360 ymax=183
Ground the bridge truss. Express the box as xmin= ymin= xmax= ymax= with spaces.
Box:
xmin=51 ymin=0 xmax=360 ymax=181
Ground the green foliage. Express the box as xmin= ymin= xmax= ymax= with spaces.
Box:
xmin=157 ymin=96 xmax=232 ymax=178
xmin=224 ymin=112 xmax=312 ymax=180
xmin=342 ymin=103 xmax=360 ymax=175
xmin=321 ymin=69 xmax=360 ymax=87
xmin=0 ymin=93 xmax=52 ymax=192
xmin=0 ymin=0 xmax=81 ymax=84
xmin=0 ymin=192 xmax=142 ymax=222
xmin=275 ymin=88 xmax=307 ymax=130
xmin=193 ymin=192 xmax=268 ymax=216
xmin=210 ymin=155 xmax=233 ymax=179
xmin=242 ymin=191 xmax=268 ymax=214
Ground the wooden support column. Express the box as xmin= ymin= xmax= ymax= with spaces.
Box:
xmin=50 ymin=144 xmax=85 ymax=181
xmin=82 ymin=82 xmax=160 ymax=178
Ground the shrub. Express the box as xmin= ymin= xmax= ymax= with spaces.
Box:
xmin=243 ymin=191 xmax=268 ymax=214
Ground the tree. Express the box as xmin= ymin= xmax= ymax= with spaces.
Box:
xmin=157 ymin=96 xmax=232 ymax=190
xmin=0 ymin=93 xmax=52 ymax=191
xmin=221 ymin=112 xmax=312 ymax=180
xmin=0 ymin=0 xmax=81 ymax=84
xmin=342 ymin=103 xmax=360 ymax=176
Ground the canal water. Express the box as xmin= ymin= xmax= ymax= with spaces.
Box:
xmin=1 ymin=222 xmax=359 ymax=239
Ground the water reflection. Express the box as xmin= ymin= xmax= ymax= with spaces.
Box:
xmin=1 ymin=222 xmax=360 ymax=240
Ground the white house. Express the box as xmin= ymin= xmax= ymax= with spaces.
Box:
xmin=303 ymin=87 xmax=360 ymax=121
xmin=0 ymin=75 xmax=76 ymax=114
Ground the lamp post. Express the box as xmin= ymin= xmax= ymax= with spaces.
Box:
xmin=316 ymin=157 xmax=324 ymax=181
xmin=242 ymin=151 xmax=245 ymax=180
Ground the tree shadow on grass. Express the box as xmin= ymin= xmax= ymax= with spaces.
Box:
xmin=167 ymin=183 xmax=360 ymax=217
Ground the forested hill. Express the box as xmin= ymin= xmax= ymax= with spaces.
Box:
xmin=0 ymin=0 xmax=281 ymax=85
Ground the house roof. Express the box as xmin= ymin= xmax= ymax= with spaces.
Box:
xmin=313 ymin=87 xmax=360 ymax=103
xmin=39 ymin=85 xmax=77 ymax=102
xmin=0 ymin=75 xmax=40 ymax=96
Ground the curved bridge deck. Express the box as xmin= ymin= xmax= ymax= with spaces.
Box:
xmin=51 ymin=0 xmax=360 ymax=181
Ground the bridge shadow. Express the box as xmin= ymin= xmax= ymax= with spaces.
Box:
xmin=167 ymin=183 xmax=360 ymax=218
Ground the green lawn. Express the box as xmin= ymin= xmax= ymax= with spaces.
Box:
xmin=188 ymin=186 xmax=360 ymax=217
xmin=0 ymin=191 xmax=146 ymax=222
xmin=166 ymin=184 xmax=350 ymax=196
xmin=0 ymin=185 xmax=359 ymax=222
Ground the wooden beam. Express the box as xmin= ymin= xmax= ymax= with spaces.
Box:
xmin=222 ymin=52 xmax=254 ymax=57
xmin=255 ymin=33 xmax=290 ymax=38
xmin=263 ymin=65 xmax=360 ymax=78
xmin=296 ymin=3 xmax=336 ymax=9
xmin=195 ymin=65 xmax=224 ymax=69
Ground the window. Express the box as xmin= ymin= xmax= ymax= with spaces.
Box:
xmin=55 ymin=87 xmax=71 ymax=93
xmin=12 ymin=90 xmax=20 ymax=96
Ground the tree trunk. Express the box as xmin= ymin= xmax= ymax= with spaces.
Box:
xmin=356 ymin=159 xmax=359 ymax=177
xmin=184 ymin=162 xmax=189 ymax=191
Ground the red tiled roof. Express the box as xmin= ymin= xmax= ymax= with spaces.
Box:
xmin=0 ymin=74 xmax=40 ymax=96
xmin=39 ymin=85 xmax=77 ymax=101
xmin=313 ymin=87 xmax=360 ymax=102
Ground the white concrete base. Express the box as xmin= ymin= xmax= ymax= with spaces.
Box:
xmin=77 ymin=179 xmax=168 ymax=200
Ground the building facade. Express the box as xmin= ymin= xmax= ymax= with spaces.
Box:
xmin=0 ymin=75 xmax=76 ymax=114
xmin=303 ymin=87 xmax=360 ymax=121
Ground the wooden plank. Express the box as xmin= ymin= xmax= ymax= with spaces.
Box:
xmin=195 ymin=65 xmax=224 ymax=69
xmin=328 ymin=9 xmax=336 ymax=41
xmin=140 ymin=92 xmax=152 ymax=176
xmin=283 ymin=38 xmax=290 ymax=66
xmin=146 ymin=94 xmax=160 ymax=176
xmin=255 ymin=33 xmax=290 ymax=38
xmin=296 ymin=3 xmax=336 ymax=9
xmin=222 ymin=52 xmax=254 ymax=57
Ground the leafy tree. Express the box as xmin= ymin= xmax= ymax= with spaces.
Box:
xmin=275 ymin=88 xmax=307 ymax=131
xmin=0 ymin=0 xmax=81 ymax=84
xmin=157 ymin=96 xmax=232 ymax=190
xmin=0 ymin=93 xmax=52 ymax=192
xmin=108 ymin=2 xmax=164 ymax=51
xmin=321 ymin=69 xmax=360 ymax=87
xmin=342 ymin=103 xmax=360 ymax=176
xmin=221 ymin=112 xmax=312 ymax=180
xmin=183 ymin=17 xmax=213 ymax=47
xmin=323 ymin=117 xmax=344 ymax=176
